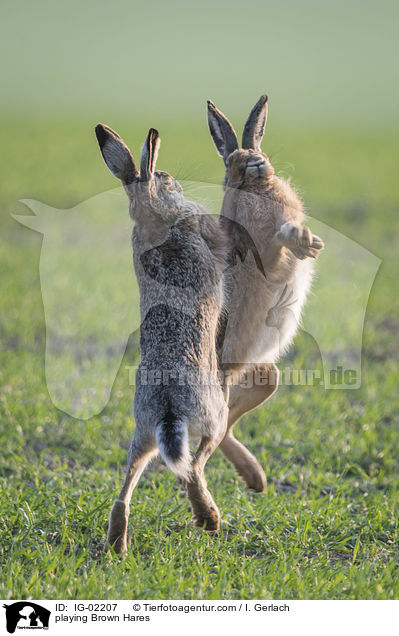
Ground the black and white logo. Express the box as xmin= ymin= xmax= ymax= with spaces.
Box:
xmin=3 ymin=602 xmax=50 ymax=633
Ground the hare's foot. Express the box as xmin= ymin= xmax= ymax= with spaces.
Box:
xmin=186 ymin=435 xmax=225 ymax=533
xmin=219 ymin=434 xmax=267 ymax=492
xmin=193 ymin=506 xmax=221 ymax=532
xmin=241 ymin=462 xmax=266 ymax=493
xmin=188 ymin=489 xmax=221 ymax=532
xmin=277 ymin=222 xmax=324 ymax=260
xmin=106 ymin=500 xmax=129 ymax=555
xmin=237 ymin=460 xmax=266 ymax=492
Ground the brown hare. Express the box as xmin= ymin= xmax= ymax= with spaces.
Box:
xmin=207 ymin=95 xmax=324 ymax=492
xmin=95 ymin=124 xmax=228 ymax=553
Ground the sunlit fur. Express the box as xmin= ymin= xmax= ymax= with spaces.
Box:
xmin=207 ymin=98 xmax=324 ymax=493
xmin=220 ymin=148 xmax=317 ymax=371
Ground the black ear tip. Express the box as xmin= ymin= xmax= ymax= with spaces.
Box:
xmin=146 ymin=127 xmax=159 ymax=143
xmin=207 ymin=99 xmax=216 ymax=110
xmin=95 ymin=124 xmax=108 ymax=148
xmin=259 ymin=94 xmax=268 ymax=104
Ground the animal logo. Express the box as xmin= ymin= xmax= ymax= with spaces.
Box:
xmin=3 ymin=602 xmax=50 ymax=633
xmin=14 ymin=185 xmax=381 ymax=418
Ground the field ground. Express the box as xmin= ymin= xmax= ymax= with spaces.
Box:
xmin=1 ymin=119 xmax=399 ymax=599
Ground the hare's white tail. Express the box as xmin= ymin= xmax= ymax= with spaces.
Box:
xmin=156 ymin=417 xmax=191 ymax=480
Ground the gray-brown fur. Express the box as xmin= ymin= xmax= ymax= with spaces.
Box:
xmin=207 ymin=96 xmax=324 ymax=491
xmin=95 ymin=124 xmax=228 ymax=552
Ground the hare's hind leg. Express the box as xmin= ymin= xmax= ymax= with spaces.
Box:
xmin=220 ymin=431 xmax=267 ymax=493
xmin=107 ymin=436 xmax=157 ymax=554
xmin=186 ymin=433 xmax=226 ymax=532
xmin=219 ymin=363 xmax=278 ymax=492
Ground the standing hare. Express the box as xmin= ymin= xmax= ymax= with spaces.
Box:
xmin=95 ymin=124 xmax=228 ymax=553
xmin=207 ymin=95 xmax=324 ymax=492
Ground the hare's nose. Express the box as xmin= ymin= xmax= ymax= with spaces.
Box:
xmin=246 ymin=157 xmax=267 ymax=178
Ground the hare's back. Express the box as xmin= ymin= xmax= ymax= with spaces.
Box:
xmin=139 ymin=219 xmax=221 ymax=295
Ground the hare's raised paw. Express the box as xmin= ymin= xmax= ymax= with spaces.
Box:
xmin=277 ymin=222 xmax=324 ymax=260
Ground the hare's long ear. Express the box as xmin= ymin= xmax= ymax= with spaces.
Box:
xmin=140 ymin=128 xmax=160 ymax=181
xmin=95 ymin=124 xmax=138 ymax=184
xmin=242 ymin=94 xmax=268 ymax=150
xmin=207 ymin=100 xmax=238 ymax=165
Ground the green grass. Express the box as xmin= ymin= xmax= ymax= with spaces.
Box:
xmin=1 ymin=118 xmax=399 ymax=599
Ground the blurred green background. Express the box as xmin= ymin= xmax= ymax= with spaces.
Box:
xmin=1 ymin=0 xmax=398 ymax=126
xmin=1 ymin=0 xmax=399 ymax=600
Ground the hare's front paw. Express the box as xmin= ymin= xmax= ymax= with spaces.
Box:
xmin=277 ymin=222 xmax=324 ymax=260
